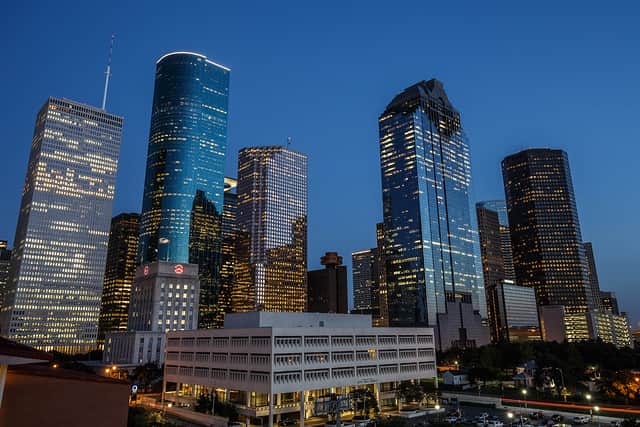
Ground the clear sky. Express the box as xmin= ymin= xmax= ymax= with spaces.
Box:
xmin=2 ymin=1 xmax=639 ymax=326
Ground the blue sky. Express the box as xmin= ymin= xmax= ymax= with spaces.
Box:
xmin=2 ymin=1 xmax=639 ymax=325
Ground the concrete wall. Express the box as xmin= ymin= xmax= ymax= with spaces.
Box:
xmin=0 ymin=370 xmax=130 ymax=427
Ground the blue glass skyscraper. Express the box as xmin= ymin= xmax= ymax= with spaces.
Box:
xmin=138 ymin=52 xmax=230 ymax=328
xmin=379 ymin=80 xmax=488 ymax=349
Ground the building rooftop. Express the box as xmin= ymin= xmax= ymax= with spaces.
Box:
xmin=8 ymin=364 xmax=128 ymax=385
xmin=384 ymin=79 xmax=456 ymax=114
xmin=223 ymin=311 xmax=372 ymax=329
xmin=0 ymin=337 xmax=52 ymax=365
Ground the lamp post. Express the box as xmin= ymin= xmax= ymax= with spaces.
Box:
xmin=586 ymin=394 xmax=592 ymax=418
xmin=521 ymin=389 xmax=527 ymax=410
xmin=435 ymin=404 xmax=441 ymax=422
xmin=507 ymin=412 xmax=514 ymax=427
xmin=593 ymin=406 xmax=600 ymax=427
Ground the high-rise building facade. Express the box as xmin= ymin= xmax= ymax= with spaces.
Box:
xmin=307 ymin=252 xmax=348 ymax=314
xmin=476 ymin=200 xmax=515 ymax=281
xmin=502 ymin=149 xmax=592 ymax=319
xmin=351 ymin=249 xmax=377 ymax=312
xmin=476 ymin=204 xmax=506 ymax=342
xmin=375 ymin=222 xmax=388 ymax=326
xmin=600 ymin=291 xmax=620 ymax=315
xmin=236 ymin=146 xmax=308 ymax=312
xmin=494 ymin=282 xmax=541 ymax=342
xmin=0 ymin=241 xmax=11 ymax=310
xmin=583 ymin=242 xmax=602 ymax=311
xmin=137 ymin=52 xmax=230 ymax=328
xmin=218 ymin=177 xmax=238 ymax=321
xmin=379 ymin=80 xmax=486 ymax=349
xmin=2 ymin=98 xmax=122 ymax=353
xmin=97 ymin=213 xmax=140 ymax=347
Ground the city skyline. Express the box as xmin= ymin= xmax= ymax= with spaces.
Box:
xmin=2 ymin=2 xmax=639 ymax=327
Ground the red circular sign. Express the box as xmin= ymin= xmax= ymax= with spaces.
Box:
xmin=174 ymin=264 xmax=184 ymax=274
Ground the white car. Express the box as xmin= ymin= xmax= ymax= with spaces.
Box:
xmin=572 ymin=416 xmax=591 ymax=425
xmin=486 ymin=421 xmax=503 ymax=427
xmin=446 ymin=416 xmax=460 ymax=424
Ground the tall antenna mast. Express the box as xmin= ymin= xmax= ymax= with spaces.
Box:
xmin=287 ymin=136 xmax=292 ymax=147
xmin=101 ymin=34 xmax=115 ymax=110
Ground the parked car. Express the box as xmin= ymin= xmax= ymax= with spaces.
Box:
xmin=529 ymin=412 xmax=544 ymax=420
xmin=278 ymin=419 xmax=296 ymax=427
xmin=572 ymin=416 xmax=590 ymax=425
xmin=446 ymin=416 xmax=460 ymax=424
xmin=610 ymin=421 xmax=622 ymax=427
xmin=551 ymin=415 xmax=563 ymax=423
xmin=486 ymin=421 xmax=504 ymax=427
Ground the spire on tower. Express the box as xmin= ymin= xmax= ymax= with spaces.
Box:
xmin=101 ymin=34 xmax=115 ymax=110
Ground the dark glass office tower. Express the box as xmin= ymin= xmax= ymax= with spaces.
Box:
xmin=477 ymin=200 xmax=515 ymax=282
xmin=476 ymin=204 xmax=506 ymax=342
xmin=97 ymin=213 xmax=139 ymax=347
xmin=236 ymin=146 xmax=307 ymax=312
xmin=502 ymin=149 xmax=592 ymax=317
xmin=379 ymin=80 xmax=486 ymax=349
xmin=1 ymin=98 xmax=122 ymax=353
xmin=583 ymin=242 xmax=602 ymax=310
xmin=600 ymin=291 xmax=620 ymax=315
xmin=352 ymin=249 xmax=377 ymax=312
xmin=138 ymin=52 xmax=230 ymax=328
xmin=218 ymin=177 xmax=237 ymax=322
xmin=307 ymin=252 xmax=348 ymax=314
xmin=0 ymin=241 xmax=11 ymax=310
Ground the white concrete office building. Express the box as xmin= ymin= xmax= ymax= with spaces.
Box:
xmin=163 ymin=312 xmax=437 ymax=426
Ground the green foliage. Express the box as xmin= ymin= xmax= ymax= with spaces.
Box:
xmin=195 ymin=392 xmax=214 ymax=414
xmin=397 ymin=381 xmax=424 ymax=403
xmin=127 ymin=406 xmax=178 ymax=426
xmin=131 ymin=363 xmax=163 ymax=392
xmin=214 ymin=400 xmax=239 ymax=421
xmin=350 ymin=389 xmax=379 ymax=417
xmin=439 ymin=340 xmax=640 ymax=404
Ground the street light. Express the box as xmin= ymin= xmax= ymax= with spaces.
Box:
xmin=521 ymin=389 xmax=528 ymax=409
xmin=594 ymin=406 xmax=600 ymax=427
xmin=507 ymin=412 xmax=514 ymax=427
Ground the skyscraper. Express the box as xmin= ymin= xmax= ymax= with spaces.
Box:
xmin=583 ymin=242 xmax=602 ymax=311
xmin=502 ymin=149 xmax=591 ymax=340
xmin=137 ymin=52 xmax=230 ymax=328
xmin=1 ymin=97 xmax=122 ymax=353
xmin=475 ymin=204 xmax=506 ymax=342
xmin=97 ymin=213 xmax=140 ymax=347
xmin=476 ymin=200 xmax=515 ymax=281
xmin=307 ymin=252 xmax=348 ymax=314
xmin=351 ymin=249 xmax=377 ymax=312
xmin=0 ymin=241 xmax=11 ymax=310
xmin=218 ymin=177 xmax=238 ymax=321
xmin=379 ymin=79 xmax=487 ymax=349
xmin=236 ymin=146 xmax=307 ymax=312
xmin=375 ymin=222 xmax=388 ymax=326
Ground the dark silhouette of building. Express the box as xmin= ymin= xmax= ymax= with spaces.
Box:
xmin=0 ymin=241 xmax=11 ymax=310
xmin=97 ymin=213 xmax=140 ymax=347
xmin=583 ymin=242 xmax=602 ymax=310
xmin=502 ymin=149 xmax=592 ymax=341
xmin=476 ymin=204 xmax=506 ymax=342
xmin=600 ymin=291 xmax=620 ymax=315
xmin=307 ymin=252 xmax=348 ymax=314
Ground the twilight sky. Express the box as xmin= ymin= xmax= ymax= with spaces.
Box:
xmin=2 ymin=1 xmax=639 ymax=325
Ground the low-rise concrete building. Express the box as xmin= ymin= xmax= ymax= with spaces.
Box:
xmin=163 ymin=312 xmax=437 ymax=426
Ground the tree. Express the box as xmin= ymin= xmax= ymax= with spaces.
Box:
xmin=131 ymin=363 xmax=163 ymax=393
xmin=195 ymin=393 xmax=214 ymax=414
xmin=350 ymin=389 xmax=379 ymax=418
xmin=397 ymin=381 xmax=424 ymax=404
xmin=214 ymin=400 xmax=239 ymax=421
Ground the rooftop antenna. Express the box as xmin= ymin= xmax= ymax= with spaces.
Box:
xmin=101 ymin=34 xmax=115 ymax=110
xmin=287 ymin=136 xmax=292 ymax=148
